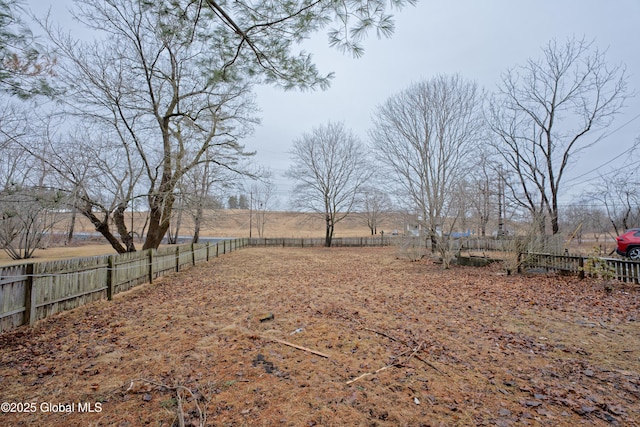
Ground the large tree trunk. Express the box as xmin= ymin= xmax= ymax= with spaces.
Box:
xmin=192 ymin=204 xmax=202 ymax=244
xmin=429 ymin=230 xmax=437 ymax=254
xmin=80 ymin=204 xmax=126 ymax=254
xmin=143 ymin=181 xmax=175 ymax=250
xmin=325 ymin=214 xmax=333 ymax=247
xmin=143 ymin=200 xmax=173 ymax=249
xmin=167 ymin=200 xmax=183 ymax=244
xmin=536 ymin=213 xmax=546 ymax=236
xmin=66 ymin=208 xmax=76 ymax=244
xmin=113 ymin=204 xmax=136 ymax=252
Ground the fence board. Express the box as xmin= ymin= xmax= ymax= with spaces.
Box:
xmin=0 ymin=265 xmax=28 ymax=332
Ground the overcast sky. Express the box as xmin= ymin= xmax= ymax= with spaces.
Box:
xmin=37 ymin=0 xmax=640 ymax=208
xmin=241 ymin=0 xmax=640 ymax=206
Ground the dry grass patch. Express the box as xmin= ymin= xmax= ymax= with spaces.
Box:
xmin=0 ymin=247 xmax=638 ymax=426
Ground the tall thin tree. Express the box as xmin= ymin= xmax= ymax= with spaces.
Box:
xmin=489 ymin=37 xmax=628 ymax=235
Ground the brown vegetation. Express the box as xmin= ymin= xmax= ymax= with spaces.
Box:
xmin=1 ymin=247 xmax=638 ymax=426
xmin=55 ymin=209 xmax=405 ymax=239
xmin=0 ymin=210 xmax=406 ymax=265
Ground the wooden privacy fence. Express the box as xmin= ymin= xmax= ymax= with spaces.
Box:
xmin=0 ymin=239 xmax=247 ymax=333
xmin=521 ymin=252 xmax=640 ymax=284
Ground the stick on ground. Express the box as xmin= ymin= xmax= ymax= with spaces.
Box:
xmin=264 ymin=336 xmax=330 ymax=358
xmin=346 ymin=364 xmax=396 ymax=385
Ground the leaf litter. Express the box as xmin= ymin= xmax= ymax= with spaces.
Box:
xmin=0 ymin=247 xmax=639 ymax=426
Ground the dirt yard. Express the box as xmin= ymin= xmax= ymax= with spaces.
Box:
xmin=1 ymin=247 xmax=638 ymax=426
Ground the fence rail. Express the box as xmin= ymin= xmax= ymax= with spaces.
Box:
xmin=521 ymin=252 xmax=640 ymax=284
xmin=0 ymin=239 xmax=248 ymax=333
xmin=248 ymin=236 xmax=394 ymax=247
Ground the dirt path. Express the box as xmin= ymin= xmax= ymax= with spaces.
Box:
xmin=1 ymin=247 xmax=638 ymax=426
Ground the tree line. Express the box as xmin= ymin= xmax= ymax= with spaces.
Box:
xmin=287 ymin=39 xmax=634 ymax=261
xmin=0 ymin=0 xmax=636 ymax=260
xmin=0 ymin=0 xmax=415 ymax=258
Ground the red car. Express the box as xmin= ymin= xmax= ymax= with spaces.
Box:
xmin=616 ymin=228 xmax=640 ymax=260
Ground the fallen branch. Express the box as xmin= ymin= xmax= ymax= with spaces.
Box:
xmin=402 ymin=342 xmax=424 ymax=365
xmin=346 ymin=364 xmax=397 ymax=385
xmin=264 ymin=336 xmax=330 ymax=358
xmin=363 ymin=328 xmax=445 ymax=375
xmin=346 ymin=344 xmax=426 ymax=385
xmin=128 ymin=379 xmax=206 ymax=427
xmin=363 ymin=327 xmax=404 ymax=344
xmin=176 ymin=389 xmax=185 ymax=427
xmin=414 ymin=354 xmax=445 ymax=375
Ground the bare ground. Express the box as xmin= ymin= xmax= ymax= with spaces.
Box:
xmin=0 ymin=247 xmax=638 ymax=427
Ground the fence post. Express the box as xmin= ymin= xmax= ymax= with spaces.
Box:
xmin=578 ymin=257 xmax=585 ymax=280
xmin=176 ymin=246 xmax=180 ymax=272
xmin=107 ymin=255 xmax=115 ymax=301
xmin=148 ymin=249 xmax=154 ymax=284
xmin=23 ymin=263 xmax=36 ymax=326
xmin=206 ymin=242 xmax=210 ymax=262
xmin=216 ymin=242 xmax=219 ymax=257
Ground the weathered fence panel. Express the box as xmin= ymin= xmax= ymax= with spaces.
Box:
xmin=522 ymin=252 xmax=639 ymax=284
xmin=112 ymin=251 xmax=149 ymax=295
xmin=33 ymin=256 xmax=109 ymax=324
xmin=0 ymin=265 xmax=28 ymax=332
xmin=609 ymin=258 xmax=640 ymax=284
xmin=177 ymin=246 xmax=193 ymax=270
xmin=0 ymin=239 xmax=246 ymax=333
xmin=154 ymin=246 xmax=178 ymax=277
xmin=193 ymin=243 xmax=209 ymax=264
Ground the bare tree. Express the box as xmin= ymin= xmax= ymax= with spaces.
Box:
xmin=250 ymin=174 xmax=277 ymax=238
xmin=489 ymin=37 xmax=628 ymax=236
xmin=359 ymin=186 xmax=392 ymax=235
xmin=35 ymin=0 xmax=257 ymax=252
xmin=560 ymin=202 xmax=608 ymax=246
xmin=35 ymin=123 xmax=145 ymax=253
xmin=0 ymin=103 xmax=64 ymax=259
xmin=0 ymin=185 xmax=63 ymax=259
xmin=370 ymin=74 xmax=485 ymax=267
xmin=176 ymin=148 xmax=237 ymax=243
xmin=587 ymin=173 xmax=640 ymax=237
xmin=466 ymin=151 xmax=498 ymax=237
xmin=287 ymin=121 xmax=371 ymax=247
xmin=25 ymin=0 xmax=416 ymax=251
